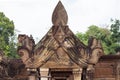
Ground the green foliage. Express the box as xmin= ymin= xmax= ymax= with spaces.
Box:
xmin=86 ymin=25 xmax=111 ymax=40
xmin=110 ymin=19 xmax=120 ymax=42
xmin=110 ymin=19 xmax=120 ymax=53
xmin=76 ymin=32 xmax=88 ymax=45
xmin=86 ymin=25 xmax=100 ymax=39
xmin=0 ymin=12 xmax=18 ymax=58
xmin=76 ymin=23 xmax=120 ymax=55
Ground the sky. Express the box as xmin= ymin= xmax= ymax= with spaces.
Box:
xmin=0 ymin=0 xmax=120 ymax=42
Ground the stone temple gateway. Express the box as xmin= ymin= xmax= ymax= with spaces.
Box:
xmin=17 ymin=1 xmax=103 ymax=80
xmin=0 ymin=1 xmax=120 ymax=80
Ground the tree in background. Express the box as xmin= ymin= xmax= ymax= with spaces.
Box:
xmin=86 ymin=25 xmax=115 ymax=54
xmin=76 ymin=32 xmax=88 ymax=45
xmin=110 ymin=19 xmax=120 ymax=54
xmin=0 ymin=12 xmax=18 ymax=58
xmin=76 ymin=23 xmax=119 ymax=55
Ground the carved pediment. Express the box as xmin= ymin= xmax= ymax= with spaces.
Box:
xmin=17 ymin=1 xmax=104 ymax=69
xmin=28 ymin=1 xmax=88 ymax=68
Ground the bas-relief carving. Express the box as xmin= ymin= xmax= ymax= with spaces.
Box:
xmin=0 ymin=1 xmax=105 ymax=80
xmin=17 ymin=1 xmax=104 ymax=80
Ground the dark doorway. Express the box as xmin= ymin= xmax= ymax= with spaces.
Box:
xmin=50 ymin=69 xmax=74 ymax=80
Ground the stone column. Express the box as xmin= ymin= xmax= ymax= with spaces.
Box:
xmin=73 ymin=68 xmax=82 ymax=80
xmin=40 ymin=68 xmax=50 ymax=80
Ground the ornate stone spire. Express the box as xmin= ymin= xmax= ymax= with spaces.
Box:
xmin=52 ymin=1 xmax=68 ymax=26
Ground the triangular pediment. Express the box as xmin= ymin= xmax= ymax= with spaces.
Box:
xmin=18 ymin=1 xmax=89 ymax=69
xmin=27 ymin=1 xmax=88 ymax=68
xmin=31 ymin=26 xmax=86 ymax=68
xmin=17 ymin=1 xmax=104 ymax=70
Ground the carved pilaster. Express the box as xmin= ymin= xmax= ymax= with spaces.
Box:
xmin=40 ymin=68 xmax=49 ymax=80
xmin=73 ymin=68 xmax=82 ymax=80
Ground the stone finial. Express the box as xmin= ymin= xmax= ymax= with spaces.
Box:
xmin=52 ymin=1 xmax=68 ymax=26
